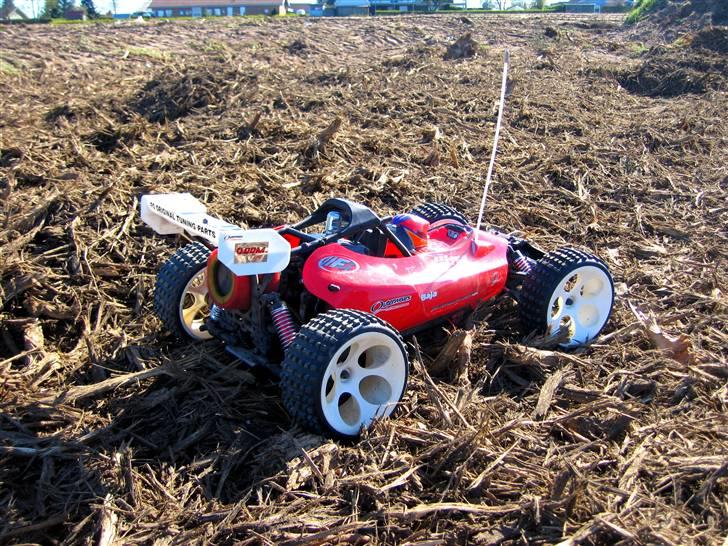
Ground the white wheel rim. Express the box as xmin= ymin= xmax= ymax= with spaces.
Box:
xmin=178 ymin=269 xmax=212 ymax=341
xmin=546 ymin=265 xmax=613 ymax=347
xmin=320 ymin=331 xmax=407 ymax=436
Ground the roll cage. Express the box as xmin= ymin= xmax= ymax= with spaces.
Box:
xmin=278 ymin=198 xmax=415 ymax=259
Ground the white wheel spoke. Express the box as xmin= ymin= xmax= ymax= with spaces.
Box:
xmin=322 ymin=398 xmax=353 ymax=435
xmin=355 ymin=357 xmax=399 ymax=389
xmin=548 ymin=302 xmax=565 ymax=325
xmin=341 ymin=342 xmax=365 ymax=368
xmin=187 ymin=282 xmax=207 ymax=297
xmin=325 ymin=374 xmax=351 ymax=403
xmin=182 ymin=299 xmax=206 ymax=325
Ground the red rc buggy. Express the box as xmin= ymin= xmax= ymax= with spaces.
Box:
xmin=141 ymin=194 xmax=614 ymax=437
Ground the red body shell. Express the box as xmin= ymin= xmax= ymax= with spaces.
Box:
xmin=302 ymin=225 xmax=509 ymax=332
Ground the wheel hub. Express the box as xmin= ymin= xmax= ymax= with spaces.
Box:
xmin=178 ymin=270 xmax=212 ymax=340
xmin=547 ymin=265 xmax=613 ymax=347
xmin=320 ymin=332 xmax=407 ymax=436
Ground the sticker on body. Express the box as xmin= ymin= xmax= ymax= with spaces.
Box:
xmin=234 ymin=242 xmax=269 ymax=264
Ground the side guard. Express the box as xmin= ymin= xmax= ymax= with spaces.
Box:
xmin=140 ymin=193 xmax=291 ymax=275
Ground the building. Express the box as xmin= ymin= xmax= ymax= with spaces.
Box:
xmin=64 ymin=7 xmax=88 ymax=19
xmin=369 ymin=0 xmax=465 ymax=14
xmin=0 ymin=1 xmax=28 ymax=20
xmin=552 ymin=0 xmax=628 ymax=11
xmin=333 ymin=0 xmax=369 ymax=15
xmin=148 ymin=0 xmax=317 ymax=16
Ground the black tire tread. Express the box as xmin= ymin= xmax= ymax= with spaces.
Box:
xmin=518 ymin=247 xmax=614 ymax=338
xmin=411 ymin=202 xmax=468 ymax=225
xmin=280 ymin=309 xmax=408 ymax=437
xmin=153 ymin=242 xmax=211 ymax=340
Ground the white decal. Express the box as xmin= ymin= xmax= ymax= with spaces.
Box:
xmin=421 ymin=291 xmax=438 ymax=302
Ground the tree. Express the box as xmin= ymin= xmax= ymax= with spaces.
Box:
xmin=423 ymin=0 xmax=453 ymax=11
xmin=42 ymin=0 xmax=62 ymax=18
xmin=532 ymin=0 xmax=546 ymax=8
xmin=80 ymin=0 xmax=97 ymax=17
xmin=57 ymin=0 xmax=73 ymax=14
xmin=481 ymin=0 xmax=494 ymax=7
xmin=27 ymin=0 xmax=41 ymax=18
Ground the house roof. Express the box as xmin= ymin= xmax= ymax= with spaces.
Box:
xmin=0 ymin=5 xmax=28 ymax=18
xmin=150 ymin=0 xmax=282 ymax=6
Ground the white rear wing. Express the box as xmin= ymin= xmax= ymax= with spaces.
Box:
xmin=140 ymin=193 xmax=291 ymax=275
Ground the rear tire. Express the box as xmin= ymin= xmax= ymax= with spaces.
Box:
xmin=280 ymin=309 xmax=409 ymax=438
xmin=411 ymin=202 xmax=468 ymax=225
xmin=153 ymin=242 xmax=212 ymax=341
xmin=518 ymin=248 xmax=614 ymax=348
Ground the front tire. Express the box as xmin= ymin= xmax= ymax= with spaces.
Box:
xmin=518 ymin=248 xmax=614 ymax=348
xmin=153 ymin=242 xmax=212 ymax=341
xmin=280 ymin=310 xmax=409 ymax=438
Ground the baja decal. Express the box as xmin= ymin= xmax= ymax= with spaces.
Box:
xmin=318 ymin=256 xmax=359 ymax=272
xmin=420 ymin=290 xmax=438 ymax=302
xmin=234 ymin=242 xmax=269 ymax=264
xmin=371 ymin=295 xmax=412 ymax=314
xmin=149 ymin=201 xmax=217 ymax=239
xmin=490 ymin=271 xmax=502 ymax=287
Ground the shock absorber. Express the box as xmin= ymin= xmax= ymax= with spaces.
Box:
xmin=511 ymin=250 xmax=535 ymax=274
xmin=268 ymin=297 xmax=299 ymax=349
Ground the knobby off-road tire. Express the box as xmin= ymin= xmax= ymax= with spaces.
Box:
xmin=410 ymin=202 xmax=468 ymax=225
xmin=519 ymin=247 xmax=614 ymax=348
xmin=280 ymin=309 xmax=409 ymax=438
xmin=154 ymin=242 xmax=212 ymax=341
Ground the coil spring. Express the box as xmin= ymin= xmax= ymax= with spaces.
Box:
xmin=270 ymin=302 xmax=299 ymax=349
xmin=513 ymin=253 xmax=534 ymax=273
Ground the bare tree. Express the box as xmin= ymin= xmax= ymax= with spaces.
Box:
xmin=423 ymin=0 xmax=453 ymax=11
xmin=28 ymin=0 xmax=40 ymax=17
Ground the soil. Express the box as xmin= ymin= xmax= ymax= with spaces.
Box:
xmin=616 ymin=43 xmax=728 ymax=97
xmin=1 ymin=12 xmax=726 ymax=545
xmin=629 ymin=0 xmax=728 ymax=42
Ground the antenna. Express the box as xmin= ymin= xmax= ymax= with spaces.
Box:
xmin=475 ymin=49 xmax=510 ymax=233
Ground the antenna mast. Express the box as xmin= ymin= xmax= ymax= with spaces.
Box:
xmin=475 ymin=49 xmax=510 ymax=233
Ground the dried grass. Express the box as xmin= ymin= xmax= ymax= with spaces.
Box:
xmin=0 ymin=13 xmax=726 ymax=545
